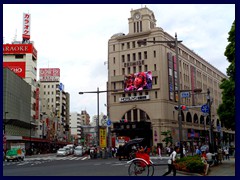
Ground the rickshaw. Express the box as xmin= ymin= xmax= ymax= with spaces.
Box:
xmin=117 ymin=138 xmax=145 ymax=160
xmin=127 ymin=148 xmax=155 ymax=176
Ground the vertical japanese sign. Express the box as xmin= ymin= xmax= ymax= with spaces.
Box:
xmin=99 ymin=127 xmax=107 ymax=148
xmin=22 ymin=13 xmax=31 ymax=40
xmin=35 ymin=88 xmax=39 ymax=119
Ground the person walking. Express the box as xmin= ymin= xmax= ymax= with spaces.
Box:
xmin=162 ymin=146 xmax=179 ymax=176
xmin=157 ymin=145 xmax=162 ymax=159
xmin=224 ymin=148 xmax=230 ymax=160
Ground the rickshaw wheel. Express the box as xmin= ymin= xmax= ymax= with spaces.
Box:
xmin=128 ymin=159 xmax=149 ymax=176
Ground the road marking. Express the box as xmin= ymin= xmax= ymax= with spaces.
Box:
xmin=81 ymin=157 xmax=87 ymax=160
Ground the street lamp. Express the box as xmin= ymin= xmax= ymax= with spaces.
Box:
xmin=138 ymin=33 xmax=184 ymax=157
xmin=79 ymin=88 xmax=119 ymax=147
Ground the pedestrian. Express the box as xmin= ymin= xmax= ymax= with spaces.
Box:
xmin=166 ymin=146 xmax=171 ymax=156
xmin=217 ymin=147 xmax=223 ymax=163
xmin=183 ymin=147 xmax=186 ymax=157
xmin=157 ymin=145 xmax=162 ymax=159
xmin=196 ymin=146 xmax=201 ymax=155
xmin=162 ymin=146 xmax=179 ymax=176
xmin=224 ymin=148 xmax=230 ymax=160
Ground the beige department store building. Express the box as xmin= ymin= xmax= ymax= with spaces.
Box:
xmin=107 ymin=6 xmax=235 ymax=148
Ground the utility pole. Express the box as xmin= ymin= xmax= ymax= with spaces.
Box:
xmin=207 ymin=88 xmax=214 ymax=152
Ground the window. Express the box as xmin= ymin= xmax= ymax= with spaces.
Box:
xmin=154 ymin=64 xmax=157 ymax=71
xmin=154 ymin=50 xmax=156 ymax=58
xmin=138 ymin=52 xmax=141 ymax=60
xmin=128 ymin=67 xmax=131 ymax=74
xmin=127 ymin=42 xmax=130 ymax=49
xmin=133 ymin=66 xmax=136 ymax=73
xmin=132 ymin=41 xmax=136 ymax=48
xmin=113 ymin=70 xmax=116 ymax=76
xmin=15 ymin=54 xmax=24 ymax=59
xmin=127 ymin=54 xmax=130 ymax=62
xmin=113 ymin=57 xmax=115 ymax=64
xmin=144 ymin=65 xmax=148 ymax=71
xmin=121 ymin=43 xmax=124 ymax=50
xmin=113 ymin=45 xmax=115 ymax=51
xmin=144 ymin=51 xmax=147 ymax=59
xmin=122 ymin=68 xmax=125 ymax=75
xmin=139 ymin=66 xmax=142 ymax=72
xmin=121 ymin=55 xmax=125 ymax=62
xmin=155 ymin=91 xmax=158 ymax=98
xmin=133 ymin=53 xmax=136 ymax=61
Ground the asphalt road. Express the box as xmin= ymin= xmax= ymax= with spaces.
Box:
xmin=3 ymin=155 xmax=170 ymax=176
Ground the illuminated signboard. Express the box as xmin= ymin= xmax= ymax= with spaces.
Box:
xmin=124 ymin=71 xmax=152 ymax=92
xmin=22 ymin=13 xmax=31 ymax=40
xmin=3 ymin=44 xmax=37 ymax=59
xmin=3 ymin=62 xmax=26 ymax=78
xmin=39 ymin=68 xmax=60 ymax=82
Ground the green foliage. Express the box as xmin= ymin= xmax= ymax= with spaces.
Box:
xmin=161 ymin=130 xmax=173 ymax=147
xmin=175 ymin=155 xmax=205 ymax=173
xmin=217 ymin=20 xmax=235 ymax=130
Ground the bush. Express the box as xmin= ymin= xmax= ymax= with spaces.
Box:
xmin=175 ymin=155 xmax=205 ymax=174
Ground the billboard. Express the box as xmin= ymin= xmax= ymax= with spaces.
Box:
xmin=22 ymin=13 xmax=31 ymax=40
xmin=39 ymin=68 xmax=60 ymax=82
xmin=124 ymin=71 xmax=152 ymax=92
xmin=3 ymin=62 xmax=26 ymax=78
xmin=3 ymin=44 xmax=37 ymax=59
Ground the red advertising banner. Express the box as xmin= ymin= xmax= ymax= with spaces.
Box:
xmin=22 ymin=13 xmax=31 ymax=40
xmin=3 ymin=44 xmax=37 ymax=59
xmin=3 ymin=62 xmax=26 ymax=78
xmin=39 ymin=68 xmax=60 ymax=82
xmin=35 ymin=88 xmax=40 ymax=120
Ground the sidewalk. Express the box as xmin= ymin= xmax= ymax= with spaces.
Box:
xmin=151 ymin=155 xmax=235 ymax=176
xmin=207 ymin=157 xmax=235 ymax=176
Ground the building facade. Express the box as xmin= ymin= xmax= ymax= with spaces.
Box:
xmin=39 ymin=76 xmax=70 ymax=143
xmin=3 ymin=68 xmax=32 ymax=151
xmin=107 ymin=7 xmax=235 ymax=149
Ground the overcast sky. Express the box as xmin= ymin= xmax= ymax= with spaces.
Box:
xmin=3 ymin=4 xmax=235 ymax=121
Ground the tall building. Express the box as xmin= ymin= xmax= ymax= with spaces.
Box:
xmin=107 ymin=6 xmax=235 ymax=148
xmin=3 ymin=68 xmax=31 ymax=151
xmin=39 ymin=68 xmax=70 ymax=143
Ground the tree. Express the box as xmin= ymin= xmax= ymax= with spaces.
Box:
xmin=217 ymin=20 xmax=235 ymax=130
xmin=161 ymin=130 xmax=173 ymax=147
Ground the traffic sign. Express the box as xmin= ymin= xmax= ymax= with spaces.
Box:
xmin=181 ymin=91 xmax=190 ymax=98
xmin=201 ymin=104 xmax=209 ymax=113
xmin=106 ymin=119 xmax=111 ymax=126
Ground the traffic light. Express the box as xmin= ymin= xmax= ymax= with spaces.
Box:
xmin=174 ymin=105 xmax=188 ymax=111
xmin=181 ymin=105 xmax=188 ymax=111
xmin=119 ymin=119 xmax=128 ymax=123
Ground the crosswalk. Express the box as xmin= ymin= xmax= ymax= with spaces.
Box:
xmin=25 ymin=156 xmax=88 ymax=161
xmin=3 ymin=156 xmax=129 ymax=167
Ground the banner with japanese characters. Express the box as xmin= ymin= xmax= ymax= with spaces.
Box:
xmin=22 ymin=13 xmax=31 ymax=40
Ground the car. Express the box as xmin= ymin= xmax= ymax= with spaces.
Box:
xmin=56 ymin=148 xmax=67 ymax=156
xmin=74 ymin=146 xmax=83 ymax=157
xmin=63 ymin=146 xmax=71 ymax=155
xmin=66 ymin=144 xmax=75 ymax=154
xmin=6 ymin=148 xmax=25 ymax=162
